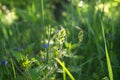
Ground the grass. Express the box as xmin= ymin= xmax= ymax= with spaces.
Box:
xmin=0 ymin=0 xmax=120 ymax=80
xmin=55 ymin=58 xmax=75 ymax=80
xmin=101 ymin=21 xmax=114 ymax=80
xmin=10 ymin=58 xmax=16 ymax=79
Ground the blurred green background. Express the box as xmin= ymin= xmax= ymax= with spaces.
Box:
xmin=0 ymin=0 xmax=120 ymax=80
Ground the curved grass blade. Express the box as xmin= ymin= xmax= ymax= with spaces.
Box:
xmin=55 ymin=58 xmax=75 ymax=80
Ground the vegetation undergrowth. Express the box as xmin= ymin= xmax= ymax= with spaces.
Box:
xmin=0 ymin=0 xmax=120 ymax=80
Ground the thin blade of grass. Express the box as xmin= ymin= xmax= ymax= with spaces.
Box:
xmin=10 ymin=58 xmax=16 ymax=79
xmin=63 ymin=62 xmax=66 ymax=80
xmin=101 ymin=22 xmax=114 ymax=80
xmin=55 ymin=58 xmax=75 ymax=80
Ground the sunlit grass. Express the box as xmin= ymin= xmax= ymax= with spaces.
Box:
xmin=101 ymin=22 xmax=114 ymax=80
xmin=55 ymin=58 xmax=75 ymax=80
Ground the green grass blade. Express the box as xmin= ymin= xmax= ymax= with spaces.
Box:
xmin=63 ymin=62 xmax=66 ymax=80
xmin=10 ymin=58 xmax=16 ymax=79
xmin=55 ymin=58 xmax=75 ymax=80
xmin=41 ymin=0 xmax=44 ymax=25
xmin=101 ymin=22 xmax=114 ymax=80
xmin=41 ymin=0 xmax=49 ymax=64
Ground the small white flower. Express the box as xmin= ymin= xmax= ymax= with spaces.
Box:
xmin=78 ymin=1 xmax=83 ymax=7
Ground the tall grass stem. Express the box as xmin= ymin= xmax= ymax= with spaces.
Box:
xmin=101 ymin=22 xmax=114 ymax=80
